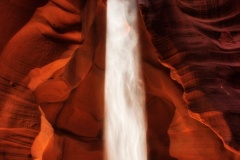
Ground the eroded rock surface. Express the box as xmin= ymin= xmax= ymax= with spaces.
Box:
xmin=0 ymin=0 xmax=240 ymax=160
xmin=139 ymin=0 xmax=240 ymax=156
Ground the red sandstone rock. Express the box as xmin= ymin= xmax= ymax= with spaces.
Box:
xmin=0 ymin=0 xmax=240 ymax=160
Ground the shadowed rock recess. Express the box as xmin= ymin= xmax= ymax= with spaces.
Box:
xmin=0 ymin=0 xmax=240 ymax=159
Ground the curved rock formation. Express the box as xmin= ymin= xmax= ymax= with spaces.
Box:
xmin=139 ymin=0 xmax=240 ymax=157
xmin=0 ymin=0 xmax=240 ymax=159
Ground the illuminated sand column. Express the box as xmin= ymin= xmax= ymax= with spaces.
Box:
xmin=105 ymin=0 xmax=147 ymax=160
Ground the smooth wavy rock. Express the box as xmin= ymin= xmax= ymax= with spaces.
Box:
xmin=1 ymin=0 xmax=240 ymax=159
xmin=0 ymin=77 xmax=41 ymax=160
xmin=0 ymin=0 xmax=98 ymax=159
xmin=0 ymin=0 xmax=47 ymax=53
xmin=139 ymin=0 xmax=240 ymax=154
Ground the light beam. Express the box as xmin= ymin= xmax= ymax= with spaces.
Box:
xmin=104 ymin=0 xmax=147 ymax=160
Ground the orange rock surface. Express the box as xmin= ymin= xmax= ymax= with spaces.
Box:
xmin=0 ymin=0 xmax=240 ymax=160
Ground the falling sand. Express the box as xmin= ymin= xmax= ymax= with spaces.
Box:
xmin=104 ymin=1 xmax=147 ymax=160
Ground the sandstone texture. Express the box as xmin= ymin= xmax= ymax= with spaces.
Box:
xmin=0 ymin=0 xmax=240 ymax=159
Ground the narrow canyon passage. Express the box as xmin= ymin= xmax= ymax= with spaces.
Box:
xmin=0 ymin=0 xmax=240 ymax=160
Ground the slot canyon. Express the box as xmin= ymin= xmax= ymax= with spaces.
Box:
xmin=0 ymin=0 xmax=240 ymax=159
